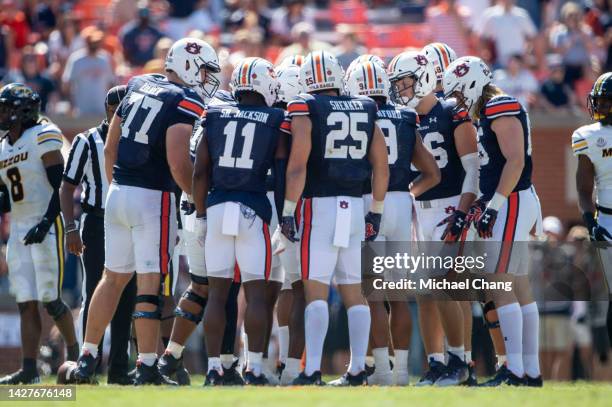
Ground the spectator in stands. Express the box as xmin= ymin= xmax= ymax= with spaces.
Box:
xmin=164 ymin=0 xmax=216 ymax=40
xmin=119 ymin=2 xmax=165 ymax=67
xmin=0 ymin=0 xmax=30 ymax=49
xmin=425 ymin=0 xmax=473 ymax=58
xmin=275 ymin=22 xmax=331 ymax=64
xmin=0 ymin=25 xmax=12 ymax=81
xmin=2 ymin=47 xmax=56 ymax=112
xmin=458 ymin=0 xmax=491 ymax=29
xmin=270 ymin=0 xmax=315 ymax=45
xmin=142 ymin=36 xmax=173 ymax=74
xmin=48 ymin=14 xmax=85 ymax=82
xmin=478 ymin=0 xmax=537 ymax=67
xmin=550 ymin=2 xmax=595 ymax=87
xmin=539 ymin=54 xmax=580 ymax=115
xmin=493 ymin=53 xmax=538 ymax=110
xmin=333 ymin=24 xmax=366 ymax=70
xmin=62 ymin=27 xmax=115 ymax=117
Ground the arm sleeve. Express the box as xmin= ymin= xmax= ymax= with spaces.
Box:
xmin=43 ymin=164 xmax=63 ymax=221
xmin=63 ymin=133 xmax=90 ymax=185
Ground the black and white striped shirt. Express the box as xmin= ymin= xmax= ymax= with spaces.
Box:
xmin=63 ymin=123 xmax=108 ymax=212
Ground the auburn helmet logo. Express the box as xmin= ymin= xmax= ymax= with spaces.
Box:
xmin=415 ymin=55 xmax=428 ymax=66
xmin=184 ymin=42 xmax=202 ymax=55
xmin=453 ymin=63 xmax=470 ymax=77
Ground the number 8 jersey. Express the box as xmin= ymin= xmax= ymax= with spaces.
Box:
xmin=114 ymin=74 xmax=205 ymax=192
xmin=288 ymin=93 xmax=378 ymax=198
xmin=0 ymin=119 xmax=63 ymax=223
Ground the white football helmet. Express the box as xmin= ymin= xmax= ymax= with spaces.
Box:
xmin=165 ymin=37 xmax=220 ymax=103
xmin=230 ymin=57 xmax=279 ymax=107
xmin=300 ymin=50 xmax=345 ymax=93
xmin=443 ymin=56 xmax=492 ymax=116
xmin=278 ymin=54 xmax=305 ymax=67
xmin=345 ymin=54 xmax=386 ymax=77
xmin=422 ymin=42 xmax=457 ymax=81
xmin=345 ymin=61 xmax=390 ymax=100
xmin=275 ymin=64 xmax=303 ymax=105
xmin=387 ymin=51 xmax=436 ymax=108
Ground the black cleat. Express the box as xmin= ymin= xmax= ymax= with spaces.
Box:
xmin=435 ymin=353 xmax=468 ymax=387
xmin=461 ymin=362 xmax=478 ymax=386
xmin=365 ymin=364 xmax=375 ymax=377
xmin=204 ymin=369 xmax=224 ymax=386
xmin=0 ymin=369 xmax=40 ymax=385
xmin=243 ymin=371 xmax=269 ymax=386
xmin=133 ymin=360 xmax=177 ymax=386
xmin=328 ymin=371 xmax=368 ymax=386
xmin=222 ymin=360 xmax=245 ymax=386
xmin=292 ymin=371 xmax=325 ymax=386
xmin=73 ymin=352 xmax=97 ymax=384
xmin=107 ymin=373 xmax=133 ymax=385
xmin=503 ymin=372 xmax=527 ymax=386
xmin=479 ymin=364 xmax=509 ymax=387
xmin=158 ymin=352 xmax=191 ymax=386
xmin=526 ymin=375 xmax=543 ymax=387
xmin=277 ymin=362 xmax=285 ymax=379
xmin=415 ymin=359 xmax=446 ymax=387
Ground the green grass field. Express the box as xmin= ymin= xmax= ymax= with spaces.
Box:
xmin=9 ymin=377 xmax=612 ymax=407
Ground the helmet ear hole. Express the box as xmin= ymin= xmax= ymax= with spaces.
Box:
xmin=469 ymin=80 xmax=476 ymax=89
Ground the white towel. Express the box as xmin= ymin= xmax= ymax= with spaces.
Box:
xmin=222 ymin=202 xmax=241 ymax=236
xmin=333 ymin=196 xmax=352 ymax=248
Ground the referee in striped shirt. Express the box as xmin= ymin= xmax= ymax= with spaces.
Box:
xmin=60 ymin=85 xmax=136 ymax=385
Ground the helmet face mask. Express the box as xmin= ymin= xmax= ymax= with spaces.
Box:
xmin=389 ymin=75 xmax=418 ymax=107
xmin=387 ymin=51 xmax=436 ymax=107
xmin=275 ymin=64 xmax=303 ymax=106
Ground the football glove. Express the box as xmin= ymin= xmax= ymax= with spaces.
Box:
xmin=365 ymin=211 xmax=382 ymax=241
xmin=280 ymin=215 xmax=299 ymax=243
xmin=23 ymin=217 xmax=52 ymax=245
xmin=583 ymin=212 xmax=612 ymax=242
xmin=466 ymin=199 xmax=486 ymax=228
xmin=476 ymin=207 xmax=498 ymax=239
xmin=437 ymin=210 xmax=468 ymax=242
xmin=181 ymin=200 xmax=196 ymax=216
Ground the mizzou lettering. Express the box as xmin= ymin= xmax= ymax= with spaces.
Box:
xmin=603 ymin=148 xmax=612 ymax=157
xmin=0 ymin=152 xmax=28 ymax=169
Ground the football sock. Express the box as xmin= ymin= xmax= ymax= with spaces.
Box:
xmin=447 ymin=346 xmax=465 ymax=363
xmin=496 ymin=302 xmax=524 ymax=377
xmin=247 ymin=351 xmax=263 ymax=376
xmin=162 ymin=336 xmax=170 ymax=348
xmin=208 ymin=357 xmax=221 ymax=373
xmin=428 ymin=353 xmax=445 ymax=364
xmin=23 ymin=358 xmax=37 ymax=373
xmin=221 ymin=354 xmax=234 ymax=369
xmin=139 ymin=353 xmax=157 ymax=367
xmin=394 ymin=349 xmax=409 ymax=373
xmin=465 ymin=350 xmax=472 ymax=364
xmin=347 ymin=305 xmax=370 ymax=375
xmin=278 ymin=325 xmax=289 ymax=364
xmin=365 ymin=355 xmax=375 ymax=367
xmin=521 ymin=302 xmax=541 ymax=378
xmin=166 ymin=341 xmax=184 ymax=359
xmin=372 ymin=347 xmax=391 ymax=373
xmin=83 ymin=342 xmax=99 ymax=360
xmin=304 ymin=300 xmax=328 ymax=375
xmin=285 ymin=357 xmax=301 ymax=375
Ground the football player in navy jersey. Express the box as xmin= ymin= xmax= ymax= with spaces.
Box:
xmin=282 ymin=50 xmax=389 ymax=386
xmin=388 ymin=50 xmax=478 ymax=386
xmin=72 ymin=38 xmax=220 ymax=386
xmin=192 ymin=57 xmax=290 ymax=386
xmin=444 ymin=56 xmax=542 ymax=387
xmin=345 ymin=60 xmax=439 ymax=386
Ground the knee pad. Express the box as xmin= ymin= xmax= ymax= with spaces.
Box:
xmin=43 ymin=298 xmax=69 ymax=321
xmin=132 ymin=294 xmax=162 ymax=320
xmin=481 ymin=301 xmax=500 ymax=329
xmin=174 ymin=289 xmax=207 ymax=324
xmin=182 ymin=289 xmax=207 ymax=308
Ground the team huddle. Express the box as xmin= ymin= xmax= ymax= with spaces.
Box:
xmin=0 ymin=34 xmax=611 ymax=388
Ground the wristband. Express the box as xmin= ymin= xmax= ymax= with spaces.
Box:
xmin=282 ymin=199 xmax=297 ymax=217
xmin=65 ymin=227 xmax=79 ymax=234
xmin=487 ymin=192 xmax=506 ymax=211
xmin=370 ymin=199 xmax=384 ymax=214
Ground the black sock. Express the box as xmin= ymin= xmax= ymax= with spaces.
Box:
xmin=221 ymin=282 xmax=240 ymax=355
xmin=162 ymin=337 xmax=170 ymax=348
xmin=67 ymin=343 xmax=80 ymax=362
xmin=23 ymin=358 xmax=37 ymax=373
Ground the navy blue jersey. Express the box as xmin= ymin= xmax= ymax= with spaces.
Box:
xmin=411 ymin=98 xmax=471 ymax=201
xmin=288 ymin=93 xmax=378 ymax=198
xmin=114 ymin=74 xmax=204 ymax=191
xmin=363 ymin=103 xmax=418 ymax=193
xmin=477 ymin=95 xmax=533 ymax=200
xmin=204 ymin=102 xmax=290 ymax=223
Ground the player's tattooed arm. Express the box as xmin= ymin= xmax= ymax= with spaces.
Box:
xmin=166 ymin=122 xmax=194 ymax=194
xmin=454 ymin=121 xmax=479 ymax=213
xmin=104 ymin=112 xmax=121 ymax=183
xmin=192 ymin=129 xmax=211 ymax=217
xmin=409 ymin=131 xmax=440 ymax=198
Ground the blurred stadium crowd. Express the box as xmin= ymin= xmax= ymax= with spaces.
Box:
xmin=0 ymin=0 xmax=612 ymax=382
